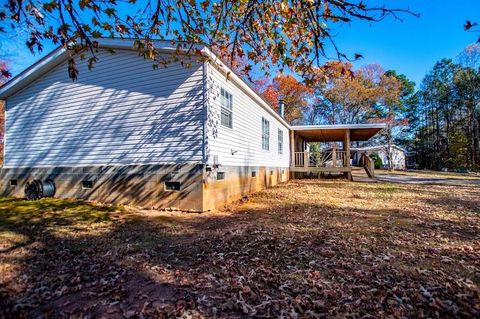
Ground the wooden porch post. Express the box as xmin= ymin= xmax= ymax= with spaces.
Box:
xmin=290 ymin=130 xmax=295 ymax=167
xmin=343 ymin=129 xmax=352 ymax=180
xmin=343 ymin=129 xmax=351 ymax=167
xmin=332 ymin=146 xmax=337 ymax=167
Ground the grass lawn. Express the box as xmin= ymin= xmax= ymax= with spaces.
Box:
xmin=0 ymin=179 xmax=479 ymax=318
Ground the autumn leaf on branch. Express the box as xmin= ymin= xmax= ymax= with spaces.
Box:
xmin=0 ymin=61 xmax=11 ymax=86
xmin=464 ymin=20 xmax=478 ymax=30
xmin=0 ymin=0 xmax=418 ymax=83
xmin=464 ymin=20 xmax=480 ymax=42
xmin=257 ymin=74 xmax=313 ymax=124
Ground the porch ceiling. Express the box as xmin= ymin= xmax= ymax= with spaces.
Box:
xmin=292 ymin=124 xmax=386 ymax=142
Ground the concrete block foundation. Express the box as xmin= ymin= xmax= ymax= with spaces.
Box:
xmin=0 ymin=164 xmax=289 ymax=212
xmin=203 ymin=165 xmax=289 ymax=211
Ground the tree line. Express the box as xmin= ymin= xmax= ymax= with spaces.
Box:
xmin=254 ymin=44 xmax=479 ymax=172
xmin=408 ymin=45 xmax=480 ymax=171
xmin=254 ymin=62 xmax=414 ymax=170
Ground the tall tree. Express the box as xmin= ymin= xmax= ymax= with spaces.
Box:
xmin=310 ymin=62 xmax=380 ymax=125
xmin=0 ymin=1 xmax=416 ymax=82
xmin=410 ymin=51 xmax=480 ymax=171
xmin=373 ymin=70 xmax=411 ymax=170
xmin=257 ymin=74 xmax=312 ymax=125
xmin=454 ymin=67 xmax=480 ymax=167
xmin=420 ymin=60 xmax=460 ymax=169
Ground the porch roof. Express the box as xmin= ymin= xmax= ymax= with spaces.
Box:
xmin=291 ymin=124 xmax=386 ymax=142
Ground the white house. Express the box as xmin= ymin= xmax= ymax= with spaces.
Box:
xmin=0 ymin=38 xmax=385 ymax=211
xmin=351 ymin=145 xmax=407 ymax=170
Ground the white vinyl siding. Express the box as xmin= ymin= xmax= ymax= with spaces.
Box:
xmin=4 ymin=49 xmax=204 ymax=167
xmin=220 ymin=88 xmax=233 ymax=128
xmin=278 ymin=129 xmax=283 ymax=154
xmin=261 ymin=117 xmax=270 ymax=151
xmin=206 ymin=62 xmax=290 ymax=167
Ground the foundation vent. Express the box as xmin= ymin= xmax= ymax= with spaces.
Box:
xmin=10 ymin=179 xmax=18 ymax=186
xmin=82 ymin=180 xmax=94 ymax=189
xmin=251 ymin=171 xmax=256 ymax=177
xmin=165 ymin=181 xmax=181 ymax=191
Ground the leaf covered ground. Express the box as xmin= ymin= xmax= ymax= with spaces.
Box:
xmin=0 ymin=179 xmax=479 ymax=318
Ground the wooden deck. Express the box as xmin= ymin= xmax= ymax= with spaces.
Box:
xmin=289 ymin=126 xmax=380 ymax=181
xmin=290 ymin=150 xmax=353 ymax=179
xmin=290 ymin=166 xmax=352 ymax=173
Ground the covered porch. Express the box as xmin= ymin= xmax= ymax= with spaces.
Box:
xmin=289 ymin=124 xmax=386 ymax=180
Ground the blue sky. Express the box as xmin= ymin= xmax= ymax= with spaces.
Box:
xmin=333 ymin=0 xmax=480 ymax=85
xmin=0 ymin=0 xmax=479 ymax=86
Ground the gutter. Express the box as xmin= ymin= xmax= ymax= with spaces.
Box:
xmin=292 ymin=123 xmax=387 ymax=130
xmin=199 ymin=47 xmax=291 ymax=129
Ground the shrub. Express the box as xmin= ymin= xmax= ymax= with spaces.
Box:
xmin=370 ymin=153 xmax=383 ymax=169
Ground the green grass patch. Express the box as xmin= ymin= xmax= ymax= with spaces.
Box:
xmin=0 ymin=197 xmax=122 ymax=236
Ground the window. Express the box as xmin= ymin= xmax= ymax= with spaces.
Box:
xmin=261 ymin=117 xmax=270 ymax=150
xmin=278 ymin=129 xmax=283 ymax=154
xmin=165 ymin=181 xmax=181 ymax=191
xmin=251 ymin=171 xmax=257 ymax=177
xmin=217 ymin=172 xmax=225 ymax=180
xmin=220 ymin=88 xmax=233 ymax=128
xmin=10 ymin=179 xmax=17 ymax=187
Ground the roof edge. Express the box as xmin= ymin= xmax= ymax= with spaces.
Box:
xmin=200 ymin=47 xmax=291 ymax=129
xmin=0 ymin=37 xmax=291 ymax=129
xmin=0 ymin=38 xmax=207 ymax=100
xmin=292 ymin=123 xmax=387 ymax=131
xmin=0 ymin=47 xmax=68 ymax=99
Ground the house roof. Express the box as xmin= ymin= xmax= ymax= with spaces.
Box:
xmin=0 ymin=38 xmax=385 ymax=139
xmin=0 ymin=38 xmax=291 ymax=128
xmin=0 ymin=39 xmax=207 ymax=99
xmin=291 ymin=124 xmax=386 ymax=142
xmin=351 ymin=144 xmax=407 ymax=153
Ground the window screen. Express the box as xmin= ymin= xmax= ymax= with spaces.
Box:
xmin=220 ymin=88 xmax=233 ymax=128
xmin=262 ymin=117 xmax=270 ymax=150
xmin=278 ymin=129 xmax=283 ymax=154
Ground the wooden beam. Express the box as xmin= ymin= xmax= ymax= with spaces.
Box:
xmin=290 ymin=166 xmax=352 ymax=173
xmin=290 ymin=130 xmax=295 ymax=167
xmin=343 ymin=129 xmax=351 ymax=168
xmin=343 ymin=129 xmax=352 ymax=180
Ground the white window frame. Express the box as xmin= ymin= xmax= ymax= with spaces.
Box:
xmin=278 ymin=129 xmax=283 ymax=155
xmin=220 ymin=88 xmax=233 ymax=128
xmin=262 ymin=117 xmax=270 ymax=151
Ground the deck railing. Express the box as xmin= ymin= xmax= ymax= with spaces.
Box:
xmin=293 ymin=150 xmax=349 ymax=168
xmin=360 ymin=152 xmax=375 ymax=177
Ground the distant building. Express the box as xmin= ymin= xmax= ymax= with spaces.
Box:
xmin=351 ymin=145 xmax=406 ymax=170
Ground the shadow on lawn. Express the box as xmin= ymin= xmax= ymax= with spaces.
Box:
xmin=0 ymin=190 xmax=479 ymax=318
